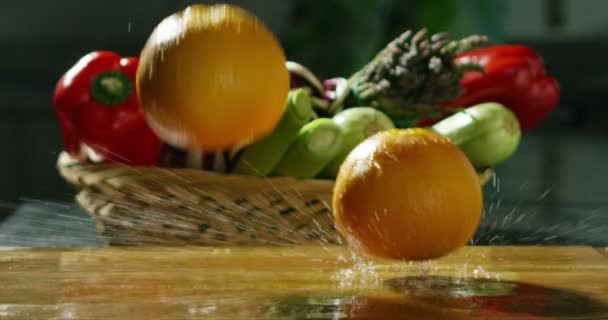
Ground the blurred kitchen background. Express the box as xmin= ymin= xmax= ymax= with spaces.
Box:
xmin=0 ymin=0 xmax=607 ymax=245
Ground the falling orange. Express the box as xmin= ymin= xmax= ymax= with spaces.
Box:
xmin=137 ymin=4 xmax=290 ymax=150
xmin=332 ymin=128 xmax=483 ymax=260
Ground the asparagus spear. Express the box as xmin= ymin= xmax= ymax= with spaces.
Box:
xmin=329 ymin=29 xmax=491 ymax=126
xmin=273 ymin=118 xmax=344 ymax=179
xmin=233 ymin=89 xmax=313 ymax=176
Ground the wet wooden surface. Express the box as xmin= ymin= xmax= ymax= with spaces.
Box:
xmin=1 ymin=246 xmax=608 ymax=319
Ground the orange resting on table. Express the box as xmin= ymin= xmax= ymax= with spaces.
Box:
xmin=332 ymin=128 xmax=483 ymax=261
xmin=136 ymin=4 xmax=290 ymax=150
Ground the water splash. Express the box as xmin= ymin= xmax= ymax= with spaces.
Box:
xmin=6 ymin=147 xmax=608 ymax=251
xmin=473 ymin=169 xmax=607 ymax=247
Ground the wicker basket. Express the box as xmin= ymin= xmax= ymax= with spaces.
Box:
xmin=57 ymin=152 xmax=494 ymax=246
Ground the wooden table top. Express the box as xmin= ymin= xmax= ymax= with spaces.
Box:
xmin=1 ymin=246 xmax=608 ymax=319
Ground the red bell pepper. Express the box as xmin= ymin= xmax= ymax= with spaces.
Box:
xmin=53 ymin=51 xmax=162 ymax=166
xmin=442 ymin=45 xmax=560 ymax=132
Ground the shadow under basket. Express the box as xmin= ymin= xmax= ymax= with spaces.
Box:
xmin=57 ymin=152 xmax=494 ymax=246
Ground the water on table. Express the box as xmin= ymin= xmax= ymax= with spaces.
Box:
xmin=2 ymin=246 xmax=608 ymax=319
xmin=3 ymin=159 xmax=608 ymax=319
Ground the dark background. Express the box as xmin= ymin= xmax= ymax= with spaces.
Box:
xmin=0 ymin=0 xmax=606 ymax=245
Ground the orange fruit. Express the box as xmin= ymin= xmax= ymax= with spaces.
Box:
xmin=332 ymin=128 xmax=483 ymax=260
xmin=137 ymin=4 xmax=290 ymax=150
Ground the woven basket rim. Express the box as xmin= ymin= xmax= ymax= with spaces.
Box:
xmin=56 ymin=151 xmax=337 ymax=190
xmin=57 ymin=151 xmax=494 ymax=189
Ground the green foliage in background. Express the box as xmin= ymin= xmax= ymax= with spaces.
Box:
xmin=281 ymin=0 xmax=393 ymax=78
xmin=280 ymin=0 xmax=505 ymax=78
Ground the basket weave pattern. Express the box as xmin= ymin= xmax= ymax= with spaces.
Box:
xmin=58 ymin=152 xmax=342 ymax=246
xmin=57 ymin=152 xmax=493 ymax=246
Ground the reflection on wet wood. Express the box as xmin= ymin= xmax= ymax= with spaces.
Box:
xmin=1 ymin=246 xmax=608 ymax=319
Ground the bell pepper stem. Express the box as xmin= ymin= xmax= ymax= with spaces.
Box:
xmin=90 ymin=71 xmax=133 ymax=105
xmin=455 ymin=62 xmax=486 ymax=74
